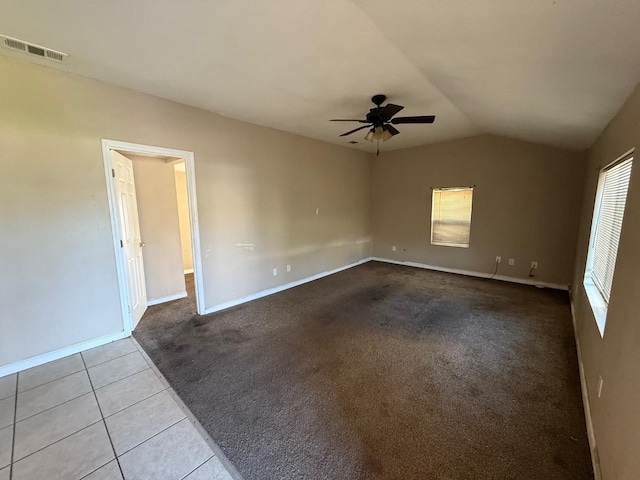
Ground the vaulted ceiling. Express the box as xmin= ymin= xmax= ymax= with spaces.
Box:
xmin=1 ymin=0 xmax=639 ymax=153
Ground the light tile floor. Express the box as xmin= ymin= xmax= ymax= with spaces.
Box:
xmin=0 ymin=338 xmax=240 ymax=480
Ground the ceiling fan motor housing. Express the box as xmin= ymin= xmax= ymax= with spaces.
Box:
xmin=366 ymin=111 xmax=384 ymax=126
xmin=371 ymin=94 xmax=387 ymax=106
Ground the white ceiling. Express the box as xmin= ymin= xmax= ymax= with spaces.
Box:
xmin=1 ymin=0 xmax=639 ymax=153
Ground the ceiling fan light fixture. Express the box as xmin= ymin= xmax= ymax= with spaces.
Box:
xmin=365 ymin=125 xmax=393 ymax=144
xmin=364 ymin=128 xmax=375 ymax=142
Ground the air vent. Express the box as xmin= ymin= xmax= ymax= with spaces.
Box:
xmin=46 ymin=50 xmax=65 ymax=62
xmin=1 ymin=34 xmax=67 ymax=62
xmin=4 ymin=37 xmax=26 ymax=51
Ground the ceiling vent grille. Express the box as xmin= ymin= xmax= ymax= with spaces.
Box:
xmin=4 ymin=37 xmax=26 ymax=51
xmin=45 ymin=50 xmax=65 ymax=62
xmin=1 ymin=34 xmax=67 ymax=62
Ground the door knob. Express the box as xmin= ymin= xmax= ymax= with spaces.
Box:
xmin=139 ymin=242 xmax=146 ymax=247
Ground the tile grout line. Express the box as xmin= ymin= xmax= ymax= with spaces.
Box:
xmin=15 ymin=390 xmax=94 ymax=424
xmin=87 ymin=350 xmax=151 ymax=391
xmin=130 ymin=339 xmax=167 ymax=381
xmin=0 ymin=391 xmax=16 ymax=402
xmin=178 ymin=454 xmax=214 ymax=480
xmin=15 ymin=365 xmax=85 ymax=396
xmin=92 ymin=365 xmax=153 ymax=392
xmin=11 ymin=419 xmax=104 ymax=465
xmin=80 ymin=354 xmax=126 ymax=480
xmin=102 ymin=387 xmax=168 ymax=420
xmin=78 ymin=459 xmax=117 ymax=480
xmin=9 ymin=374 xmax=17 ymax=480
xmin=82 ymin=344 xmax=140 ymax=370
xmin=133 ymin=345 xmax=165 ymax=384
xmin=88 ymin=350 xmax=146 ymax=373
xmin=115 ymin=416 xmax=186 ymax=458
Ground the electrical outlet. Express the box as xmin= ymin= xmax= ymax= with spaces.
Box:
xmin=273 ymin=268 xmax=278 ymax=276
xmin=287 ymin=264 xmax=291 ymax=272
xmin=495 ymin=256 xmax=501 ymax=263
xmin=508 ymin=258 xmax=515 ymax=266
xmin=392 ymin=245 xmax=397 ymax=252
xmin=597 ymin=375 xmax=604 ymax=398
xmin=531 ymin=261 xmax=538 ymax=269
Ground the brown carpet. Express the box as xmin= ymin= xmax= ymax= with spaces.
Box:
xmin=134 ymin=261 xmax=593 ymax=480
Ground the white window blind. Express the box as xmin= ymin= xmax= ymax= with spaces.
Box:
xmin=431 ymin=187 xmax=473 ymax=248
xmin=590 ymin=156 xmax=633 ymax=303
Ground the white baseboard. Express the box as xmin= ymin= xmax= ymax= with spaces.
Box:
xmin=203 ymin=257 xmax=372 ymax=315
xmin=147 ymin=291 xmax=188 ymax=306
xmin=0 ymin=330 xmax=128 ymax=378
xmin=569 ymin=299 xmax=602 ymax=480
xmin=184 ymin=268 xmax=194 ymax=274
xmin=372 ymin=257 xmax=569 ymax=290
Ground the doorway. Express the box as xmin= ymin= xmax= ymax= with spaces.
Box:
xmin=102 ymin=140 xmax=205 ymax=335
xmin=173 ymin=162 xmax=195 ymax=276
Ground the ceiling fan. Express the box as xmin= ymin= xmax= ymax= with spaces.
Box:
xmin=330 ymin=94 xmax=435 ymax=154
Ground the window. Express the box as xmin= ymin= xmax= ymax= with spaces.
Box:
xmin=431 ymin=187 xmax=473 ymax=248
xmin=584 ymin=153 xmax=633 ymax=335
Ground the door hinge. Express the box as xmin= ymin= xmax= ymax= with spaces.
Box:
xmin=128 ymin=306 xmax=131 ymax=313
xmin=112 ymin=168 xmax=115 ymax=178
xmin=120 ymin=240 xmax=123 ymax=248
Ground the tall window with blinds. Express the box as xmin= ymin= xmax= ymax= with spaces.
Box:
xmin=431 ymin=187 xmax=473 ymax=248
xmin=584 ymin=153 xmax=633 ymax=334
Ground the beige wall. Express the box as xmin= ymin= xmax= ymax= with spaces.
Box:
xmin=128 ymin=154 xmax=186 ymax=302
xmin=571 ymin=84 xmax=640 ymax=479
xmin=372 ymin=135 xmax=586 ymax=286
xmin=0 ymin=56 xmax=371 ymax=368
xmin=174 ymin=168 xmax=194 ymax=272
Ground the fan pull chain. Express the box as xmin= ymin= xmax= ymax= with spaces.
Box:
xmin=376 ymin=139 xmax=380 ymax=156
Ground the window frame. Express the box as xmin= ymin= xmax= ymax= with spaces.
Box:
xmin=430 ymin=186 xmax=474 ymax=249
xmin=583 ymin=150 xmax=634 ymax=337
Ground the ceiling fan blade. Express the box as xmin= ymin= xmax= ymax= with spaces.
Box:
xmin=386 ymin=125 xmax=400 ymax=136
xmin=330 ymin=119 xmax=369 ymax=123
xmin=340 ymin=125 xmax=371 ymax=137
xmin=380 ymin=103 xmax=404 ymax=120
xmin=390 ymin=115 xmax=435 ymax=124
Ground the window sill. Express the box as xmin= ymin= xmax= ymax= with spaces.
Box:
xmin=583 ymin=278 xmax=607 ymax=337
xmin=430 ymin=242 xmax=470 ymax=248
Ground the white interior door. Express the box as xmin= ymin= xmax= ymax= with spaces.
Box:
xmin=111 ymin=150 xmax=147 ymax=329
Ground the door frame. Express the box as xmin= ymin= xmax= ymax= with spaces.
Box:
xmin=101 ymin=139 xmax=205 ymax=335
